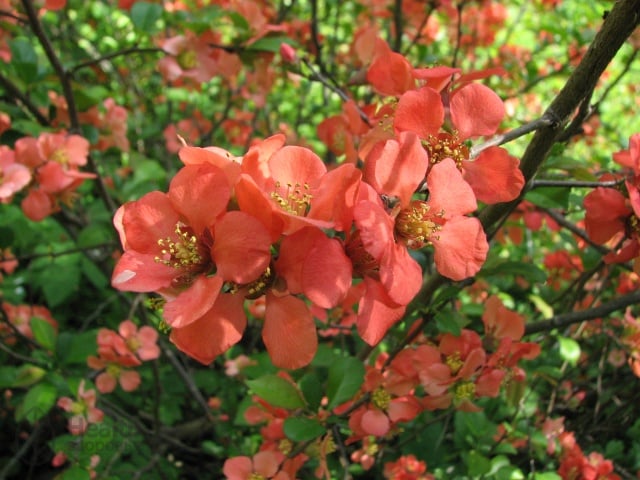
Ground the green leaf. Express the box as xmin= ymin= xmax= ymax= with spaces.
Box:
xmin=0 ymin=366 xmax=17 ymax=388
xmin=31 ymin=317 xmax=57 ymax=351
xmin=326 ymin=356 xmax=365 ymax=409
xmin=12 ymin=364 xmax=47 ymax=388
xmin=465 ymin=450 xmax=490 ymax=476
xmin=533 ymin=473 xmax=562 ymax=480
xmin=35 ymin=256 xmax=82 ymax=307
xmin=246 ymin=374 xmax=305 ymax=409
xmin=529 ymin=293 xmax=554 ymax=319
xmin=248 ymin=36 xmax=295 ymax=53
xmin=524 ymin=186 xmax=570 ymax=210
xmin=299 ymin=372 xmax=324 ymax=411
xmin=59 ymin=466 xmax=91 ymax=480
xmin=558 ymin=337 xmax=581 ymax=366
xmin=57 ymin=331 xmax=98 ymax=365
xmin=283 ymin=417 xmax=326 ymax=442
xmin=17 ymin=382 xmax=57 ymax=423
xmin=9 ymin=38 xmax=38 ymax=82
xmin=73 ymin=86 xmax=110 ymax=111
xmin=434 ymin=310 xmax=466 ymax=336
xmin=480 ymin=260 xmax=547 ymax=284
xmin=130 ymin=2 xmax=162 ymax=31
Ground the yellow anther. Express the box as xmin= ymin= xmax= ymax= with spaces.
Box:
xmin=395 ymin=201 xmax=442 ymax=249
xmin=423 ymin=132 xmax=469 ymax=169
xmin=372 ymin=386 xmax=391 ymax=411
xmin=445 ymin=352 xmax=464 ymax=375
xmin=270 ymin=181 xmax=313 ymax=216
xmin=154 ymin=224 xmax=202 ymax=269
xmin=453 ymin=380 xmax=476 ymax=401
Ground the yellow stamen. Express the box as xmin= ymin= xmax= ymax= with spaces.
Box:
xmin=372 ymin=386 xmax=391 ymax=411
xmin=445 ymin=352 xmax=464 ymax=375
xmin=395 ymin=201 xmax=442 ymax=249
xmin=154 ymin=224 xmax=202 ymax=269
xmin=453 ymin=380 xmax=476 ymax=401
xmin=270 ymin=181 xmax=312 ymax=216
xmin=423 ymin=132 xmax=469 ymax=169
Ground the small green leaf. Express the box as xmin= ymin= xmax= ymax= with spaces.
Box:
xmin=524 ymin=186 xmax=570 ymax=210
xmin=326 ymin=356 xmax=365 ymax=409
xmin=533 ymin=473 xmax=562 ymax=480
xmin=558 ymin=337 xmax=581 ymax=366
xmin=0 ymin=366 xmax=16 ymax=388
xmin=13 ymin=364 xmax=47 ymax=388
xmin=299 ymin=372 xmax=324 ymax=411
xmin=17 ymin=382 xmax=57 ymax=423
xmin=9 ymin=38 xmax=38 ymax=82
xmin=529 ymin=294 xmax=554 ymax=319
xmin=248 ymin=36 xmax=295 ymax=53
xmin=283 ymin=417 xmax=326 ymax=442
xmin=434 ymin=310 xmax=466 ymax=336
xmin=130 ymin=2 xmax=162 ymax=31
xmin=246 ymin=374 xmax=305 ymax=409
xmin=59 ymin=466 xmax=91 ymax=480
xmin=480 ymin=260 xmax=547 ymax=284
xmin=31 ymin=317 xmax=57 ymax=351
xmin=465 ymin=450 xmax=490 ymax=476
xmin=57 ymin=331 xmax=98 ymax=365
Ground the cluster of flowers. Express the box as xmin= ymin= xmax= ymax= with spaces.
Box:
xmin=112 ymin=41 xmax=527 ymax=368
xmin=220 ymin=295 xmax=539 ymax=478
xmin=557 ymin=431 xmax=620 ymax=480
xmin=0 ymin=93 xmax=128 ymax=221
xmin=0 ymin=131 xmax=93 ymax=221
xmin=0 ymin=301 xmax=58 ymax=345
xmin=87 ymin=320 xmax=161 ymax=394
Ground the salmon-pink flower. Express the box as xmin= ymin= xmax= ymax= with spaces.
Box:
xmin=118 ymin=320 xmax=160 ymax=361
xmin=394 ymin=158 xmax=488 ymax=280
xmin=236 ymin=134 xmax=361 ymax=238
xmin=158 ymin=34 xmax=218 ymax=85
xmin=393 ymin=71 xmax=524 ymax=204
xmin=112 ymin=162 xmax=271 ymax=319
xmin=57 ymin=380 xmax=104 ymax=435
xmin=223 ymin=451 xmax=289 ymax=480
xmin=0 ymin=147 xmax=31 ymax=202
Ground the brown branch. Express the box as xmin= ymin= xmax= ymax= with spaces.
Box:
xmin=470 ymin=115 xmax=555 ymax=158
xmin=525 ymin=290 xmax=640 ymax=335
xmin=70 ymin=46 xmax=164 ymax=75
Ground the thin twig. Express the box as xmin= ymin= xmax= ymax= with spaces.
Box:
xmin=530 ymin=179 xmax=622 ymax=188
xmin=525 ymin=290 xmax=640 ymax=335
xmin=469 ymin=115 xmax=555 ymax=158
xmin=70 ymin=46 xmax=164 ymax=75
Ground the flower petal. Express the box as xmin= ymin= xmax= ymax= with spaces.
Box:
xmin=263 ymin=293 xmax=317 ymax=369
xmin=170 ymin=292 xmax=246 ymax=364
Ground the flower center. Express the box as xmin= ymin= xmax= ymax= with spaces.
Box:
xmin=126 ymin=336 xmax=141 ymax=353
xmin=227 ymin=266 xmax=275 ymax=299
xmin=453 ymin=380 xmax=476 ymax=401
xmin=248 ymin=474 xmax=265 ymax=480
xmin=395 ymin=201 xmax=442 ymax=249
xmin=345 ymin=230 xmax=379 ymax=279
xmin=627 ymin=214 xmax=640 ymax=237
xmin=372 ymin=386 xmax=391 ymax=411
xmin=51 ymin=148 xmax=69 ymax=165
xmin=423 ymin=132 xmax=468 ymax=168
xmin=445 ymin=352 xmax=464 ymax=375
xmin=155 ymin=223 xmax=203 ymax=269
xmin=106 ymin=362 xmax=122 ymax=378
xmin=271 ymin=181 xmax=312 ymax=216
xmin=177 ymin=49 xmax=197 ymax=70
